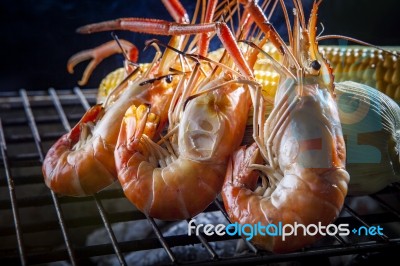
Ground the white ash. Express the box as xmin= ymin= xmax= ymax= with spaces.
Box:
xmin=86 ymin=211 xmax=239 ymax=265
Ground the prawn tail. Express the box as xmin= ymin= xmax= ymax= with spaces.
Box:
xmin=228 ymin=143 xmax=263 ymax=190
xmin=146 ymin=159 xmax=226 ymax=220
xmin=42 ymin=134 xmax=117 ymax=196
xmin=222 ymin=143 xmax=263 ymax=218
xmin=42 ymin=104 xmax=106 ymax=196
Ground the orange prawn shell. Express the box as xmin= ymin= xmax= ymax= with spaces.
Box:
xmin=222 ymin=143 xmax=348 ymax=253
xmin=42 ymin=104 xmax=117 ymax=196
xmin=120 ymin=155 xmax=226 ymax=220
xmin=43 ymin=135 xmax=117 ymax=196
xmin=115 ymin=80 xmax=252 ymax=220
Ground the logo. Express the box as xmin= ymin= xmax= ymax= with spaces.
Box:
xmin=188 ymin=219 xmax=384 ymax=241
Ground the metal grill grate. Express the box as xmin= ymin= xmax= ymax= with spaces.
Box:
xmin=0 ymin=88 xmax=399 ymax=265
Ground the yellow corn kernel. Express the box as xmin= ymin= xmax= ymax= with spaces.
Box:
xmin=392 ymin=58 xmax=400 ymax=86
xmin=97 ymin=63 xmax=151 ymax=104
xmin=257 ymin=45 xmax=400 ymax=102
xmin=97 ymin=68 xmax=126 ymax=103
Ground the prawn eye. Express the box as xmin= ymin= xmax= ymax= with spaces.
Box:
xmin=165 ymin=75 xmax=173 ymax=84
xmin=311 ymin=60 xmax=321 ymax=71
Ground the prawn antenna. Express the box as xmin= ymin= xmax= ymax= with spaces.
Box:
xmin=239 ymin=40 xmax=296 ymax=80
xmin=145 ymin=39 xmax=187 ymax=57
xmin=103 ymin=66 xmax=141 ymax=108
xmin=317 ymin=34 xmax=400 ymax=58
xmin=145 ymin=39 xmax=243 ymax=78
xmin=111 ymin=32 xmax=139 ymax=67
xmin=317 ymin=22 xmax=325 ymax=38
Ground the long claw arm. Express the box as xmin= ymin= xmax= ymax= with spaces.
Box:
xmin=77 ymin=17 xmax=253 ymax=79
xmin=198 ymin=0 xmax=218 ymax=56
xmin=77 ymin=18 xmax=217 ymax=36
xmin=239 ymin=0 xmax=287 ymax=55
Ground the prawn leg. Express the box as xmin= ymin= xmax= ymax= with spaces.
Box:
xmin=238 ymin=0 xmax=288 ymax=55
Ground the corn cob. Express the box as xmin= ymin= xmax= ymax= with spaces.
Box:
xmin=321 ymin=46 xmax=400 ymax=100
xmin=97 ymin=63 xmax=151 ymax=103
xmin=251 ymin=45 xmax=400 ymax=100
xmin=239 ymin=45 xmax=400 ymax=102
xmin=97 ymin=46 xmax=400 ymax=103
xmin=98 ymin=68 xmax=126 ymax=103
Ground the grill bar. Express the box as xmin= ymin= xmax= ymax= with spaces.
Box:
xmin=1 ymin=115 xmax=83 ymax=127
xmin=370 ymin=194 xmax=400 ymax=219
xmin=48 ymin=88 xmax=71 ymax=132
xmin=0 ymin=210 xmax=146 ymax=237
xmin=184 ymin=240 xmax=400 ymax=266
xmin=214 ymin=199 xmax=258 ymax=253
xmin=74 ymin=87 xmax=91 ymax=110
xmin=330 ymin=231 xmax=348 ymax=246
xmin=0 ymin=119 xmax=27 ymax=266
xmin=93 ymin=195 xmax=128 ymax=266
xmin=0 ymin=189 xmax=124 ymax=210
xmin=343 ymin=203 xmax=389 ymax=241
xmin=19 ymin=89 xmax=78 ymax=265
xmin=145 ymin=214 xmax=177 ymax=263
xmin=186 ymin=219 xmax=219 ymax=260
xmin=49 ymin=87 xmax=128 ymax=266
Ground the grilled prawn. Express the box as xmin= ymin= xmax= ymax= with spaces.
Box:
xmin=42 ymin=58 xmax=178 ymax=196
xmin=222 ymin=0 xmax=349 ymax=253
xmin=113 ymin=27 xmax=258 ymax=220
xmin=43 ymin=27 xmax=188 ymax=197
xmin=115 ymin=66 xmax=255 ymax=220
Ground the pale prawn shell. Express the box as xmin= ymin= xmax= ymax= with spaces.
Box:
xmin=179 ymin=82 xmax=249 ymax=164
xmin=269 ymin=83 xmax=348 ymax=252
xmin=273 ymin=83 xmax=345 ymax=171
xmin=221 ymin=0 xmax=351 ymax=253
xmin=335 ymin=81 xmax=400 ymax=195
xmin=223 ymin=82 xmax=349 ymax=253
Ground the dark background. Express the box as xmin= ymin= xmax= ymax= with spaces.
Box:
xmin=0 ymin=0 xmax=399 ymax=91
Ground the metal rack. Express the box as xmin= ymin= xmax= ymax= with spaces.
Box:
xmin=0 ymin=88 xmax=399 ymax=265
